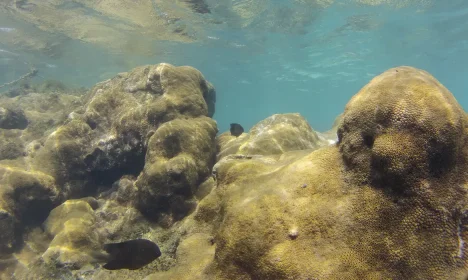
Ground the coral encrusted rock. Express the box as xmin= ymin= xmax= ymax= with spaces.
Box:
xmin=0 ymin=91 xmax=82 ymax=258
xmin=0 ymin=63 xmax=218 ymax=279
xmin=0 ymin=167 xmax=59 ymax=255
xmin=42 ymin=199 xmax=102 ymax=268
xmin=338 ymin=66 xmax=467 ymax=189
xmin=135 ymin=116 xmax=218 ymax=225
xmin=41 ymin=197 xmax=151 ymax=271
xmin=217 ymin=113 xmax=328 ymax=160
xmin=32 ymin=63 xmax=217 ymax=201
xmin=144 ymin=66 xmax=468 ymax=280
xmin=0 ymin=106 xmax=28 ymax=130
xmin=0 ymin=167 xmax=59 ymax=226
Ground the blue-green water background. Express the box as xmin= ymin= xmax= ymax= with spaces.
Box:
xmin=1 ymin=0 xmax=467 ymax=132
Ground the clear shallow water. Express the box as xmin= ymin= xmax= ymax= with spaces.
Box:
xmin=0 ymin=0 xmax=467 ymax=132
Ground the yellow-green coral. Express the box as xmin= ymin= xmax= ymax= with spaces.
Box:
xmin=145 ymin=66 xmax=468 ymax=280
xmin=145 ymin=233 xmax=216 ymax=280
xmin=217 ymin=113 xmax=328 ymax=160
xmin=42 ymin=199 xmax=102 ymax=268
xmin=338 ymin=66 xmax=467 ymax=188
xmin=0 ymin=166 xmax=58 ymax=225
xmin=33 ymin=119 xmax=92 ymax=186
xmin=136 ymin=116 xmax=217 ymax=224
xmin=3 ymin=63 xmax=467 ymax=280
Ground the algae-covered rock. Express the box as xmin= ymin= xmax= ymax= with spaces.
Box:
xmin=33 ymin=119 xmax=93 ymax=187
xmin=37 ymin=196 xmax=157 ymax=274
xmin=0 ymin=92 xmax=84 ymax=142
xmin=217 ymin=113 xmax=328 ymax=160
xmin=0 ymin=91 xmax=81 ymax=257
xmin=0 ymin=92 xmax=84 ymax=165
xmin=5 ymin=63 xmax=466 ymax=280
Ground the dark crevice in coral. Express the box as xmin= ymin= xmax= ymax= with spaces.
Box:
xmin=10 ymin=183 xmax=58 ymax=228
xmin=370 ymin=157 xmax=417 ymax=197
xmin=136 ymin=196 xmax=168 ymax=223
xmin=0 ymin=107 xmax=29 ymax=129
xmin=183 ymin=0 xmax=211 ymax=14
xmin=170 ymin=196 xmax=197 ymax=221
xmin=84 ymin=132 xmax=146 ymax=187
xmin=427 ymin=139 xmax=456 ymax=178
xmin=362 ymin=134 xmax=374 ymax=148
xmin=6 ymin=199 xmax=58 ymax=255
xmin=18 ymin=200 xmax=55 ymax=227
xmin=11 ymin=224 xmax=24 ymax=254
xmin=87 ymin=151 xmax=146 ymax=187
xmin=163 ymin=134 xmax=181 ymax=157
xmin=136 ymin=192 xmax=197 ymax=224
xmin=85 ymin=118 xmax=97 ymax=130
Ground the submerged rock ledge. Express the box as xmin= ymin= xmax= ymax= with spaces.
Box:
xmin=0 ymin=65 xmax=467 ymax=280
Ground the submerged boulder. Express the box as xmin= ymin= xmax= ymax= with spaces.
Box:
xmin=0 ymin=130 xmax=24 ymax=160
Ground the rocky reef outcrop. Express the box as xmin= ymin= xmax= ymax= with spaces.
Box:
xmin=147 ymin=66 xmax=468 ymax=280
xmin=0 ymin=63 xmax=218 ymax=279
xmin=0 ymin=91 xmax=82 ymax=257
xmin=1 ymin=65 xmax=467 ymax=280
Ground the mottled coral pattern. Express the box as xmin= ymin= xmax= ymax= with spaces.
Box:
xmin=1 ymin=65 xmax=467 ymax=280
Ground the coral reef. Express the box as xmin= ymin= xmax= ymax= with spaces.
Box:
xmin=1 ymin=65 xmax=467 ymax=280
xmin=0 ymin=63 xmax=218 ymax=279
xmin=338 ymin=66 xmax=467 ymax=187
xmin=32 ymin=63 xmax=217 ymax=196
xmin=0 ymin=167 xmax=59 ymax=254
xmin=216 ymin=113 xmax=329 ymax=160
xmin=135 ymin=116 xmax=217 ymax=224
xmin=146 ymin=66 xmax=468 ymax=280
xmin=42 ymin=199 xmax=102 ymax=269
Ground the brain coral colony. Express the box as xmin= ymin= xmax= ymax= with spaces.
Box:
xmin=0 ymin=64 xmax=467 ymax=279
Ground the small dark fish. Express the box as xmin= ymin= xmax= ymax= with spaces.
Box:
xmin=230 ymin=123 xmax=244 ymax=137
xmin=103 ymin=239 xmax=161 ymax=270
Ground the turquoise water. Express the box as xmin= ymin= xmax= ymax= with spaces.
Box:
xmin=1 ymin=0 xmax=467 ymax=132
